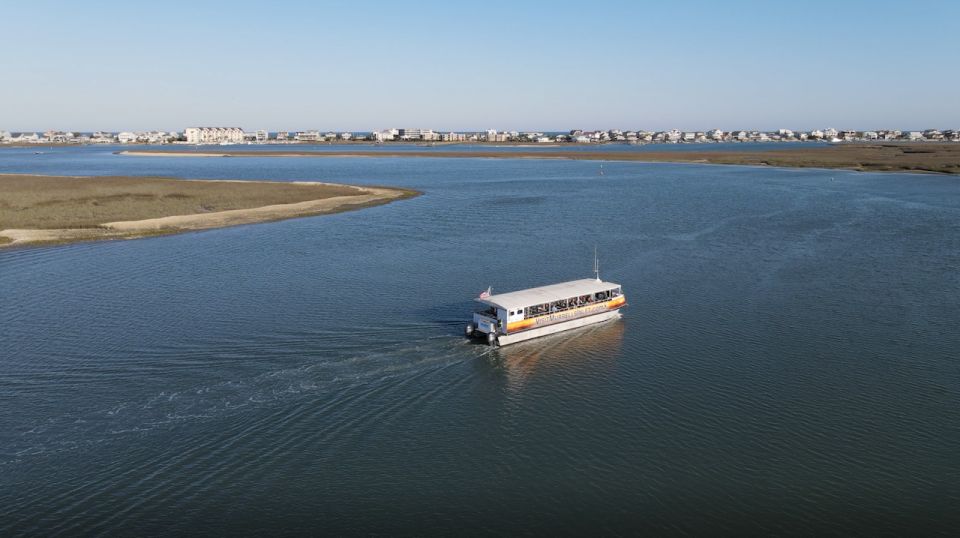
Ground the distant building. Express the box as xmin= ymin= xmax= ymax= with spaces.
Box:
xmin=589 ymin=131 xmax=607 ymax=141
xmin=373 ymin=128 xmax=398 ymax=142
xmin=44 ymin=130 xmax=69 ymax=143
xmin=485 ymin=129 xmax=511 ymax=142
xmin=295 ymin=130 xmax=321 ymax=142
xmin=185 ymin=127 xmax=244 ymax=144
xmin=662 ymin=129 xmax=681 ymax=142
xmin=12 ymin=133 xmax=41 ymax=143
xmin=398 ymin=128 xmax=435 ymax=140
xmin=255 ymin=130 xmax=268 ymax=142
xmin=117 ymin=132 xmax=138 ymax=144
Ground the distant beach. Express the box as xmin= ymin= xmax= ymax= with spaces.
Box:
xmin=0 ymin=174 xmax=419 ymax=247
xmin=119 ymin=143 xmax=960 ymax=175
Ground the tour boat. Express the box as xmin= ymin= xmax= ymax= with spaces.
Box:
xmin=466 ymin=256 xmax=625 ymax=347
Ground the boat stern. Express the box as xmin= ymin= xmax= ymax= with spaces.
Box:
xmin=472 ymin=313 xmax=498 ymax=335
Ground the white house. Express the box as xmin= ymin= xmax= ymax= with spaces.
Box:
xmin=294 ymin=130 xmax=321 ymax=142
xmin=372 ymin=128 xmax=398 ymax=142
xmin=12 ymin=133 xmax=41 ymax=143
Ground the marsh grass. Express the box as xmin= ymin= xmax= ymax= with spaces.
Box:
xmin=127 ymin=143 xmax=960 ymax=175
xmin=0 ymin=175 xmax=365 ymax=229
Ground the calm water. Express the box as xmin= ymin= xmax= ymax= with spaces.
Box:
xmin=1 ymin=148 xmax=959 ymax=536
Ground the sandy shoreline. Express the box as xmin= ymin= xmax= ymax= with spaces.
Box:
xmin=118 ymin=144 xmax=960 ymax=175
xmin=0 ymin=175 xmax=418 ymax=248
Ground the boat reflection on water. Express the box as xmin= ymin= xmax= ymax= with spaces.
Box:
xmin=489 ymin=318 xmax=625 ymax=394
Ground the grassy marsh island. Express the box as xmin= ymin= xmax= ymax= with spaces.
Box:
xmin=0 ymin=174 xmax=419 ymax=247
xmin=120 ymin=143 xmax=960 ymax=175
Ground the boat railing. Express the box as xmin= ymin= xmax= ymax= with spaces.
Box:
xmin=523 ymin=290 xmax=622 ymax=319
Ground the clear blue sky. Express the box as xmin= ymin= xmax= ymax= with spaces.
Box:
xmin=2 ymin=0 xmax=958 ymax=132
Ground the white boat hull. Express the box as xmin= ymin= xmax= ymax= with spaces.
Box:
xmin=495 ymin=310 xmax=622 ymax=346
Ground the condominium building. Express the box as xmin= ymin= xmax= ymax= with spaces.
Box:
xmin=184 ymin=127 xmax=244 ymax=144
xmin=398 ymin=128 xmax=436 ymax=140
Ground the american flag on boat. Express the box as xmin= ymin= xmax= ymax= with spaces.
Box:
xmin=478 ymin=286 xmax=491 ymax=299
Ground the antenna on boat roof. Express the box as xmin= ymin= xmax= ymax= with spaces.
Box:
xmin=593 ymin=246 xmax=600 ymax=281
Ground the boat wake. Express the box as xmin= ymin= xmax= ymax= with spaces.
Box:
xmin=2 ymin=335 xmax=486 ymax=466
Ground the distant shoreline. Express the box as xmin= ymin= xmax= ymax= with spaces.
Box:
xmin=0 ymin=174 xmax=419 ymax=248
xmin=118 ymin=143 xmax=960 ymax=175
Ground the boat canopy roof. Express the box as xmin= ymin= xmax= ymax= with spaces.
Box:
xmin=476 ymin=278 xmax=621 ymax=311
